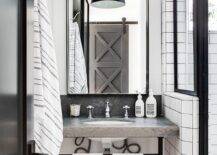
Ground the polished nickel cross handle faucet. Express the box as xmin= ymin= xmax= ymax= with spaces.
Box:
xmin=87 ymin=105 xmax=94 ymax=119
xmin=123 ymin=105 xmax=130 ymax=118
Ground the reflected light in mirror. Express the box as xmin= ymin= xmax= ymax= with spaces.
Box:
xmin=91 ymin=0 xmax=125 ymax=9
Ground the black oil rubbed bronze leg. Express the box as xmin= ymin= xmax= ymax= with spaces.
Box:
xmin=158 ymin=137 xmax=163 ymax=155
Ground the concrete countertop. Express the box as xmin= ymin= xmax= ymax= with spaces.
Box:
xmin=63 ymin=117 xmax=179 ymax=138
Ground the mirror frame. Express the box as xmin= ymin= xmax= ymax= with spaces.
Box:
xmin=66 ymin=0 xmax=150 ymax=95
xmin=173 ymin=0 xmax=197 ymax=96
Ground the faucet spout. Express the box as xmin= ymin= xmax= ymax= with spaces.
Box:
xmin=105 ymin=99 xmax=110 ymax=118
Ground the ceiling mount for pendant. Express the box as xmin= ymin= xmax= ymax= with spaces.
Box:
xmin=91 ymin=0 xmax=125 ymax=9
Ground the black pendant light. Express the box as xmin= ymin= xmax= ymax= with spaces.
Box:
xmin=91 ymin=0 xmax=125 ymax=9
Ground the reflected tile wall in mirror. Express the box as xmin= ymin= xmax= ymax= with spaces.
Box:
xmin=177 ymin=0 xmax=195 ymax=91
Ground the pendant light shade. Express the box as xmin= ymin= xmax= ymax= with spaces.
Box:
xmin=91 ymin=0 xmax=125 ymax=9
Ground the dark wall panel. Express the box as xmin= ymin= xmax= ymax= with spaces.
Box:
xmin=61 ymin=94 xmax=162 ymax=118
xmin=0 ymin=0 xmax=19 ymax=154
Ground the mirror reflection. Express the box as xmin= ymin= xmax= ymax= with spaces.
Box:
xmin=176 ymin=0 xmax=195 ymax=91
xmin=67 ymin=0 xmax=147 ymax=94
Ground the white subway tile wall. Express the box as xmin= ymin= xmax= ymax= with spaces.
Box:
xmin=209 ymin=32 xmax=217 ymax=154
xmin=163 ymin=93 xmax=199 ymax=155
xmin=162 ymin=0 xmax=195 ymax=92
xmin=162 ymin=0 xmax=175 ymax=93
xmin=162 ymin=0 xmax=199 ymax=155
xmin=162 ymin=0 xmax=217 ymax=154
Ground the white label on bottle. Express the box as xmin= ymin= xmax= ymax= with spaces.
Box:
xmin=136 ymin=106 xmax=141 ymax=114
xmin=147 ymin=104 xmax=154 ymax=115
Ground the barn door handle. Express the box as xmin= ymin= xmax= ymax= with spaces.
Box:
xmin=122 ymin=17 xmax=127 ymax=34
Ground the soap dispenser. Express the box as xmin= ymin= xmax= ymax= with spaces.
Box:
xmin=145 ymin=89 xmax=157 ymax=118
xmin=135 ymin=92 xmax=145 ymax=117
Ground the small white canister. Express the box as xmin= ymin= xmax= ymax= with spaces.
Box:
xmin=70 ymin=104 xmax=81 ymax=117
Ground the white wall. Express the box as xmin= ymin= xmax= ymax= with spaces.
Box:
xmin=149 ymin=0 xmax=162 ymax=94
xmin=48 ymin=0 xmax=67 ymax=95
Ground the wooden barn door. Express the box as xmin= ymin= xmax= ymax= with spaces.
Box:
xmin=89 ymin=24 xmax=129 ymax=94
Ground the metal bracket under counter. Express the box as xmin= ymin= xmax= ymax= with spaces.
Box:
xmin=28 ymin=139 xmax=163 ymax=155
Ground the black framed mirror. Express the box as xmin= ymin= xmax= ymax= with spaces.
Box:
xmin=174 ymin=0 xmax=197 ymax=95
xmin=66 ymin=0 xmax=150 ymax=95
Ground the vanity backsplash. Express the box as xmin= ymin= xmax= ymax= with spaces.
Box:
xmin=61 ymin=94 xmax=162 ymax=118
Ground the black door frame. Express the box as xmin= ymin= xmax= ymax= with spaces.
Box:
xmin=195 ymin=0 xmax=209 ymax=154
xmin=19 ymin=0 xmax=27 ymax=154
xmin=173 ymin=0 xmax=209 ymax=154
